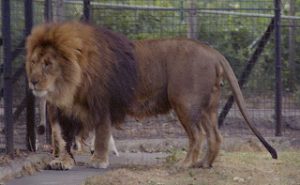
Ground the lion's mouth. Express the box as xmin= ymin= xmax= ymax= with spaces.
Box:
xmin=28 ymin=82 xmax=49 ymax=97
xmin=32 ymin=90 xmax=48 ymax=97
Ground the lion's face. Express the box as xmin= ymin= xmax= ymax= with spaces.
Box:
xmin=26 ymin=47 xmax=62 ymax=98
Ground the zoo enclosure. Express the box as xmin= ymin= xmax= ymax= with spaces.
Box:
xmin=1 ymin=0 xmax=300 ymax=155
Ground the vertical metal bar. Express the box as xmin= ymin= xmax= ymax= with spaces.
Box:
xmin=25 ymin=0 xmax=36 ymax=151
xmin=187 ymin=0 xmax=198 ymax=39
xmin=287 ymin=0 xmax=296 ymax=91
xmin=53 ymin=0 xmax=64 ymax=22
xmin=44 ymin=0 xmax=53 ymax=22
xmin=25 ymin=1 xmax=33 ymax=34
xmin=274 ymin=0 xmax=282 ymax=136
xmin=83 ymin=0 xmax=91 ymax=22
xmin=2 ymin=0 xmax=14 ymax=156
xmin=46 ymin=105 xmax=51 ymax=145
xmin=44 ymin=0 xmax=52 ymax=145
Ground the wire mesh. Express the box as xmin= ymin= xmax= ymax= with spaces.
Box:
xmin=1 ymin=0 xmax=300 ymax=151
xmin=88 ymin=0 xmax=296 ymax=138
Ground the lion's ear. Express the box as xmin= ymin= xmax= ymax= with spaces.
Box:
xmin=73 ymin=48 xmax=83 ymax=61
xmin=75 ymin=48 xmax=82 ymax=54
xmin=72 ymin=38 xmax=83 ymax=56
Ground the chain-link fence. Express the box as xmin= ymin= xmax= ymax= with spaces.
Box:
xmin=1 ymin=0 xmax=300 ymax=154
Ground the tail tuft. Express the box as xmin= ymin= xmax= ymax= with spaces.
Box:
xmin=270 ymin=147 xmax=278 ymax=159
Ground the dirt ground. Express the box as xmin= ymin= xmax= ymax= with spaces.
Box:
xmin=84 ymin=150 xmax=300 ymax=185
xmin=1 ymin=111 xmax=300 ymax=184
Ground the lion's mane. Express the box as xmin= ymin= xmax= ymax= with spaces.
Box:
xmin=26 ymin=22 xmax=137 ymax=126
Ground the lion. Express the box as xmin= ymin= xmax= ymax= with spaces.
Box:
xmin=26 ymin=21 xmax=277 ymax=170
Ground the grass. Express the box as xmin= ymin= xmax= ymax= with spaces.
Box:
xmin=83 ymin=150 xmax=300 ymax=185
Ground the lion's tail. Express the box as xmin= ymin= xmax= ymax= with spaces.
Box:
xmin=219 ymin=57 xmax=278 ymax=159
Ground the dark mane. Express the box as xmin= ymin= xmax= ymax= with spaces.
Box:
xmin=76 ymin=24 xmax=137 ymax=125
xmin=98 ymin=27 xmax=137 ymax=124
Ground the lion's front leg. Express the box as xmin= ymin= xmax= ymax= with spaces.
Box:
xmin=88 ymin=116 xmax=111 ymax=169
xmin=47 ymin=105 xmax=76 ymax=170
xmin=48 ymin=125 xmax=75 ymax=170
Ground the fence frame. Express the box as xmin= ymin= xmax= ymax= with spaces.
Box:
xmin=1 ymin=0 xmax=286 ymax=154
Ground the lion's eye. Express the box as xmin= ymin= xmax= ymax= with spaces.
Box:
xmin=43 ymin=59 xmax=52 ymax=69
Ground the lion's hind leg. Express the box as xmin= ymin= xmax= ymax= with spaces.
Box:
xmin=194 ymin=86 xmax=222 ymax=168
xmin=194 ymin=110 xmax=222 ymax=168
xmin=173 ymin=103 xmax=204 ymax=168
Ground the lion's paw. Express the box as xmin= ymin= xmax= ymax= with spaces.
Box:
xmin=48 ymin=156 xmax=75 ymax=170
xmin=175 ymin=158 xmax=194 ymax=169
xmin=192 ymin=160 xmax=212 ymax=169
xmin=87 ymin=155 xmax=109 ymax=169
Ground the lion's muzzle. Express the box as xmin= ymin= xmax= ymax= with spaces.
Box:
xmin=32 ymin=90 xmax=48 ymax=97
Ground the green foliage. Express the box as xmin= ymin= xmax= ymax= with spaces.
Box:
xmin=5 ymin=0 xmax=300 ymax=102
xmin=92 ymin=1 xmax=186 ymax=39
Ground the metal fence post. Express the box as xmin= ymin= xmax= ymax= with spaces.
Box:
xmin=25 ymin=0 xmax=36 ymax=151
xmin=83 ymin=0 xmax=91 ymax=22
xmin=44 ymin=0 xmax=53 ymax=145
xmin=44 ymin=0 xmax=53 ymax=22
xmin=274 ymin=0 xmax=282 ymax=136
xmin=187 ymin=0 xmax=198 ymax=39
xmin=2 ymin=0 xmax=14 ymax=156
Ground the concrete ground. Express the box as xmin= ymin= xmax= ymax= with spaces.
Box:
xmin=2 ymin=136 xmax=299 ymax=185
xmin=4 ymin=152 xmax=168 ymax=185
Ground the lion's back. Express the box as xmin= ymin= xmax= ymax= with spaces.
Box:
xmin=128 ymin=38 xmax=224 ymax=117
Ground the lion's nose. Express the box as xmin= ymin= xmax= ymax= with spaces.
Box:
xmin=31 ymin=79 xmax=39 ymax=86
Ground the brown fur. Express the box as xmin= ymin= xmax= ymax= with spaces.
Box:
xmin=26 ymin=21 xmax=276 ymax=169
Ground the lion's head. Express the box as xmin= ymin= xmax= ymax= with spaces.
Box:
xmin=25 ymin=23 xmax=84 ymax=106
xmin=26 ymin=46 xmax=62 ymax=97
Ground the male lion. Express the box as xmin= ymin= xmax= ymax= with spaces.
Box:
xmin=26 ymin=21 xmax=277 ymax=169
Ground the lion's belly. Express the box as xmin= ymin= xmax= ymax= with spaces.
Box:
xmin=128 ymin=89 xmax=171 ymax=118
